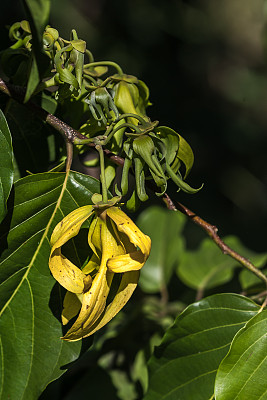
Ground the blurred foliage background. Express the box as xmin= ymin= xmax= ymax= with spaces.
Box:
xmin=1 ymin=0 xmax=267 ymax=250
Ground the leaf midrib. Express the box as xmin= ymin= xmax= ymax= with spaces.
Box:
xmin=0 ymin=170 xmax=69 ymax=318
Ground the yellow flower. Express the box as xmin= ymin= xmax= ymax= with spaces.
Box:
xmin=49 ymin=202 xmax=151 ymax=341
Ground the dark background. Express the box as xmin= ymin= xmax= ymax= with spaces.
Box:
xmin=1 ymin=0 xmax=267 ymax=251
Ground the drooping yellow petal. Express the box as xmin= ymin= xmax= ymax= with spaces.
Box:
xmin=62 ymin=217 xmax=117 ymax=340
xmin=61 ymin=291 xmax=83 ymax=325
xmin=84 ymin=270 xmax=140 ymax=337
xmin=51 ymin=205 xmax=94 ymax=249
xmin=106 ymin=207 xmax=151 ymax=273
xmin=106 ymin=207 xmax=151 ymax=255
xmin=107 ymin=251 xmax=146 ymax=273
xmin=49 ymin=248 xmax=87 ymax=293
xmin=49 ymin=205 xmax=94 ymax=293
xmin=82 ymin=252 xmax=100 ymax=274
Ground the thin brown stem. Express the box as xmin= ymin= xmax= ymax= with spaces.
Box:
xmin=1 ymin=77 xmax=265 ymax=288
xmin=162 ymin=193 xmax=267 ymax=287
xmin=0 ymin=77 xmax=125 ymax=167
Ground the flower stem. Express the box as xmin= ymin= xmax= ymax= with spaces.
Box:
xmin=96 ymin=144 xmax=108 ymax=202
xmin=83 ymin=61 xmax=123 ymax=75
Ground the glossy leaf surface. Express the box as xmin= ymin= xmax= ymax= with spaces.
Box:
xmin=144 ymin=294 xmax=259 ymax=400
xmin=0 ymin=171 xmax=100 ymax=399
xmin=215 ymin=309 xmax=267 ymax=400
xmin=0 ymin=109 xmax=13 ymax=223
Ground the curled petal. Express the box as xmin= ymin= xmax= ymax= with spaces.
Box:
xmin=51 ymin=205 xmax=94 ymax=249
xmin=82 ymin=270 xmax=140 ymax=337
xmin=107 ymin=251 xmax=145 ymax=273
xmin=49 ymin=248 xmax=87 ymax=293
xmin=49 ymin=205 xmax=94 ymax=293
xmin=106 ymin=207 xmax=151 ymax=272
xmin=62 ymin=218 xmax=115 ymax=341
xmin=62 ymin=291 xmax=83 ymax=325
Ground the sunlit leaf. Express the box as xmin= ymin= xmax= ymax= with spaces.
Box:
xmin=215 ymin=309 xmax=267 ymax=400
xmin=0 ymin=171 xmax=100 ymax=399
xmin=0 ymin=109 xmax=14 ymax=223
xmin=144 ymin=294 xmax=259 ymax=400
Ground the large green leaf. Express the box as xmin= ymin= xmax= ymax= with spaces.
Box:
xmin=0 ymin=170 xmax=100 ymax=400
xmin=0 ymin=109 xmax=14 ymax=223
xmin=144 ymin=294 xmax=259 ymax=400
xmin=137 ymin=206 xmax=186 ymax=293
xmin=215 ymin=309 xmax=267 ymax=399
xmin=177 ymin=235 xmax=267 ymax=292
xmin=6 ymin=100 xmax=53 ymax=177
xmin=21 ymin=0 xmax=51 ymax=101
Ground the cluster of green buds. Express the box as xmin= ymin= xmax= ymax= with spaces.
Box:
xmin=1 ymin=21 xmax=203 ymax=340
xmin=1 ymin=21 xmax=202 ymax=211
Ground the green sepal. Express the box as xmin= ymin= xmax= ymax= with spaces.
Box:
xmin=104 ymin=161 xmax=116 ymax=190
xmin=165 ymin=162 xmax=203 ymax=194
xmin=126 ymin=188 xmax=141 ymax=212
xmin=43 ymin=27 xmax=59 ymax=49
xmin=85 ymin=88 xmax=119 ymax=125
xmin=154 ymin=126 xmax=179 ymax=166
xmin=70 ymin=39 xmax=86 ymax=53
xmin=177 ymin=133 xmax=195 ymax=178
xmin=134 ymin=156 xmax=148 ymax=202
xmin=120 ymin=156 xmax=132 ymax=196
xmin=83 ymin=65 xmax=108 ymax=77
xmin=155 ymin=126 xmax=194 ymax=178
xmin=54 ymin=45 xmax=79 ymax=90
xmin=107 ymin=119 xmax=125 ymax=154
xmin=133 ymin=135 xmax=164 ymax=179
xmin=136 ymin=79 xmax=151 ymax=115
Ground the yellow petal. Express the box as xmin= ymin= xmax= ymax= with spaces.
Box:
xmin=107 ymin=251 xmax=145 ymax=273
xmin=49 ymin=248 xmax=87 ymax=293
xmin=83 ymin=270 xmax=140 ymax=337
xmin=62 ymin=218 xmax=115 ymax=340
xmin=61 ymin=291 xmax=83 ymax=325
xmin=87 ymin=215 xmax=101 ymax=258
xmin=49 ymin=206 xmax=94 ymax=292
xmin=106 ymin=207 xmax=151 ymax=273
xmin=51 ymin=205 xmax=94 ymax=249
xmin=62 ymin=267 xmax=113 ymax=341
xmin=107 ymin=207 xmax=151 ymax=255
xmin=82 ymin=253 xmax=100 ymax=274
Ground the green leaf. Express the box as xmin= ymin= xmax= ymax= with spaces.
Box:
xmin=22 ymin=0 xmax=50 ymax=44
xmin=24 ymin=53 xmax=40 ymax=103
xmin=239 ymin=268 xmax=267 ymax=290
xmin=22 ymin=0 xmax=51 ymax=100
xmin=144 ymin=294 xmax=260 ymax=400
xmin=239 ymin=251 xmax=267 ymax=290
xmin=177 ymin=133 xmax=194 ymax=178
xmin=215 ymin=309 xmax=267 ymax=400
xmin=177 ymin=235 xmax=259 ymax=292
xmin=6 ymin=100 xmax=52 ymax=176
xmin=137 ymin=206 xmax=186 ymax=293
xmin=0 ymin=170 xmax=100 ymax=399
xmin=0 ymin=109 xmax=14 ymax=223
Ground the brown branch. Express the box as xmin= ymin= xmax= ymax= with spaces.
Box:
xmin=163 ymin=193 xmax=267 ymax=287
xmin=0 ymin=77 xmax=124 ymax=167
xmin=1 ymin=77 xmax=266 ymax=287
